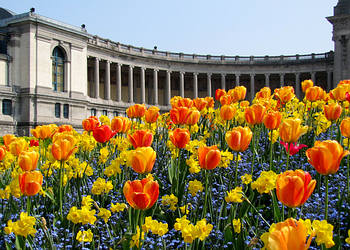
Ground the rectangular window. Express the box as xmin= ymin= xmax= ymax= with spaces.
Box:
xmin=102 ymin=110 xmax=107 ymax=116
xmin=2 ymin=99 xmax=12 ymax=115
xmin=55 ymin=103 xmax=61 ymax=118
xmin=91 ymin=108 xmax=97 ymax=117
xmin=113 ymin=111 xmax=118 ymax=117
xmin=63 ymin=104 xmax=69 ymax=119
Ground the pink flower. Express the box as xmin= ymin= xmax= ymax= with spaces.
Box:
xmin=346 ymin=92 xmax=350 ymax=103
xmin=280 ymin=141 xmax=307 ymax=156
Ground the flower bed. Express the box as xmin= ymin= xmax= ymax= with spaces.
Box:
xmin=1 ymin=80 xmax=350 ymax=249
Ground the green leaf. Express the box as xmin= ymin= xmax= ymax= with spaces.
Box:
xmin=168 ymin=158 xmax=176 ymax=185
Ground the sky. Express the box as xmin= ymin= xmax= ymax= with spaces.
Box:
xmin=0 ymin=0 xmax=339 ymax=56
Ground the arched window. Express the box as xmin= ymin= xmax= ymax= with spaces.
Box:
xmin=52 ymin=47 xmax=65 ymax=92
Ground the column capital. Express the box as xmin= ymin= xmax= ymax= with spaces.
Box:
xmin=295 ymin=72 xmax=301 ymax=76
xmin=207 ymin=72 xmax=212 ymax=77
xmin=106 ymin=60 xmax=111 ymax=64
xmin=180 ymin=71 xmax=185 ymax=75
xmin=235 ymin=73 xmax=241 ymax=77
xmin=153 ymin=68 xmax=159 ymax=72
xmin=129 ymin=65 xmax=134 ymax=69
xmin=95 ymin=57 xmax=100 ymax=62
xmin=264 ymin=73 xmax=270 ymax=77
xmin=280 ymin=72 xmax=285 ymax=76
xmin=250 ymin=73 xmax=255 ymax=77
xmin=193 ymin=72 xmax=199 ymax=76
xmin=166 ymin=70 xmax=172 ymax=74
xmin=221 ymin=73 xmax=226 ymax=77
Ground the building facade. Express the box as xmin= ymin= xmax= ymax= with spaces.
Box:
xmin=0 ymin=1 xmax=349 ymax=136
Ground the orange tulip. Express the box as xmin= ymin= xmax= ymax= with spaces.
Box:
xmin=205 ymin=97 xmax=214 ymax=108
xmin=339 ymin=80 xmax=350 ymax=85
xmin=128 ymin=129 xmax=153 ymax=149
xmin=9 ymin=138 xmax=28 ymax=156
xmin=82 ymin=116 xmax=100 ymax=132
xmin=185 ymin=109 xmax=201 ymax=125
xmin=324 ymin=103 xmax=342 ymax=121
xmin=306 ymin=140 xmax=349 ymax=175
xmin=198 ymin=145 xmax=221 ymax=170
xmin=111 ymin=116 xmax=131 ymax=133
xmin=279 ymin=118 xmax=308 ymax=143
xmin=193 ymin=98 xmax=208 ymax=111
xmin=215 ymin=88 xmax=226 ymax=101
xmin=225 ymin=126 xmax=253 ymax=152
xmin=51 ymin=133 xmax=77 ymax=161
xmin=93 ymin=125 xmax=117 ymax=143
xmin=240 ymin=100 xmax=250 ymax=108
xmin=340 ymin=117 xmax=350 ymax=138
xmin=3 ymin=134 xmax=16 ymax=150
xmin=0 ymin=146 xmax=6 ymax=161
xmin=31 ymin=125 xmax=55 ymax=139
xmin=19 ymin=170 xmax=43 ymax=196
xmin=261 ymin=218 xmax=314 ymax=250
xmin=130 ymin=147 xmax=156 ymax=174
xmin=301 ymin=79 xmax=314 ymax=93
xmin=123 ymin=178 xmax=159 ymax=210
xmin=126 ymin=104 xmax=146 ymax=118
xmin=170 ymin=107 xmax=190 ymax=125
xmin=18 ymin=150 xmax=39 ymax=172
xmin=255 ymin=87 xmax=271 ymax=99
xmin=145 ymin=106 xmax=160 ymax=123
xmin=276 ymin=170 xmax=316 ymax=208
xmin=228 ymin=86 xmax=246 ymax=103
xmin=220 ymin=105 xmax=236 ymax=121
xmin=169 ymin=128 xmax=190 ymax=149
xmin=176 ymin=98 xmax=193 ymax=108
xmin=57 ymin=125 xmax=74 ymax=134
xmin=244 ymin=104 xmax=266 ymax=125
xmin=305 ymin=86 xmax=326 ymax=102
xmin=274 ymin=86 xmax=295 ymax=104
xmin=330 ymin=84 xmax=350 ymax=101
xmin=219 ymin=94 xmax=233 ymax=106
xmin=263 ymin=111 xmax=282 ymax=130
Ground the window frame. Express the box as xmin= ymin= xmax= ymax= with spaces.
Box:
xmin=55 ymin=103 xmax=61 ymax=118
xmin=52 ymin=47 xmax=65 ymax=92
xmin=2 ymin=99 xmax=12 ymax=115
xmin=63 ymin=104 xmax=69 ymax=119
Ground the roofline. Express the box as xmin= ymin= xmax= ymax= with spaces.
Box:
xmin=0 ymin=11 xmax=92 ymax=38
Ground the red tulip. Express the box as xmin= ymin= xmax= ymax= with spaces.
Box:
xmin=93 ymin=125 xmax=117 ymax=143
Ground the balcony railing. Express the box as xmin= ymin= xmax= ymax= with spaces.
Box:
xmin=88 ymin=36 xmax=334 ymax=64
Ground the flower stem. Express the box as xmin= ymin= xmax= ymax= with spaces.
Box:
xmin=269 ymin=131 xmax=274 ymax=171
xmin=325 ymin=175 xmax=329 ymax=220
xmin=27 ymin=196 xmax=31 ymax=215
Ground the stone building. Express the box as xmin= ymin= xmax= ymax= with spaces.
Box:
xmin=0 ymin=1 xmax=348 ymax=135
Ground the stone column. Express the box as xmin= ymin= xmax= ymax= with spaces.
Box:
xmin=295 ymin=73 xmax=301 ymax=98
xmin=207 ymin=73 xmax=212 ymax=97
xmin=265 ymin=73 xmax=270 ymax=88
xmin=153 ymin=69 xmax=158 ymax=105
xmin=311 ymin=72 xmax=316 ymax=83
xmin=221 ymin=73 xmax=226 ymax=90
xmin=128 ymin=65 xmax=134 ymax=103
xmin=327 ymin=71 xmax=332 ymax=91
xmin=250 ymin=74 xmax=255 ymax=101
xmin=141 ymin=67 xmax=146 ymax=103
xmin=116 ymin=63 xmax=122 ymax=102
xmin=180 ymin=71 xmax=185 ymax=97
xmin=193 ymin=73 xmax=198 ymax=99
xmin=166 ymin=70 xmax=171 ymax=105
xmin=235 ymin=74 xmax=240 ymax=87
xmin=105 ymin=60 xmax=110 ymax=100
xmin=280 ymin=73 xmax=285 ymax=87
xmin=94 ymin=57 xmax=99 ymax=98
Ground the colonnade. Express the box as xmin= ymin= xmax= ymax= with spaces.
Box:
xmin=89 ymin=57 xmax=333 ymax=106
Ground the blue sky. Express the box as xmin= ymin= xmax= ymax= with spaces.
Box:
xmin=0 ymin=0 xmax=339 ymax=56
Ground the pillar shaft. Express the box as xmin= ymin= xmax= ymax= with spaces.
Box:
xmin=235 ymin=74 xmax=240 ymax=87
xmin=94 ymin=57 xmax=99 ymax=98
xmin=180 ymin=72 xmax=185 ymax=97
xmin=311 ymin=72 xmax=316 ymax=83
xmin=193 ymin=73 xmax=198 ymax=99
xmin=153 ymin=69 xmax=158 ymax=105
xmin=105 ymin=60 xmax=110 ymax=100
xmin=296 ymin=73 xmax=301 ymax=98
xmin=141 ymin=67 xmax=146 ymax=103
xmin=221 ymin=73 xmax=226 ymax=90
xmin=207 ymin=73 xmax=212 ymax=97
xmin=250 ymin=74 xmax=255 ymax=101
xmin=166 ymin=70 xmax=171 ymax=105
xmin=265 ymin=73 xmax=270 ymax=88
xmin=280 ymin=73 xmax=285 ymax=87
xmin=128 ymin=65 xmax=134 ymax=103
xmin=116 ymin=63 xmax=122 ymax=102
xmin=327 ymin=71 xmax=332 ymax=91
